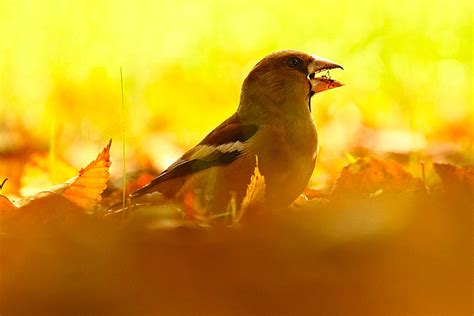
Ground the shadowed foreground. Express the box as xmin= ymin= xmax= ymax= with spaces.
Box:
xmin=1 ymin=183 xmax=471 ymax=315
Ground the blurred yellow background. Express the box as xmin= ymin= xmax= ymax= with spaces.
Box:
xmin=0 ymin=0 xmax=472 ymax=192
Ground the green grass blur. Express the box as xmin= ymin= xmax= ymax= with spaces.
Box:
xmin=0 ymin=0 xmax=472 ymax=183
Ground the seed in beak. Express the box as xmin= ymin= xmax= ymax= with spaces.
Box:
xmin=321 ymin=70 xmax=331 ymax=80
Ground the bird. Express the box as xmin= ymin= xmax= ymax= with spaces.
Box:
xmin=131 ymin=50 xmax=343 ymax=214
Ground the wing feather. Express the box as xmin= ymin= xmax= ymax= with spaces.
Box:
xmin=131 ymin=115 xmax=258 ymax=197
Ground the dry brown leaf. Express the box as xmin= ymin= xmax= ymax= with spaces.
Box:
xmin=2 ymin=193 xmax=87 ymax=227
xmin=13 ymin=141 xmax=112 ymax=211
xmin=61 ymin=140 xmax=112 ymax=210
xmin=330 ymin=157 xmax=424 ymax=199
xmin=238 ymin=156 xmax=266 ymax=220
xmin=433 ymin=163 xmax=474 ymax=193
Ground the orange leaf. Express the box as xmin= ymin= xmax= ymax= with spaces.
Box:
xmin=62 ymin=140 xmax=112 ymax=210
xmin=238 ymin=156 xmax=266 ymax=220
xmin=434 ymin=163 xmax=474 ymax=193
xmin=330 ymin=157 xmax=424 ymax=199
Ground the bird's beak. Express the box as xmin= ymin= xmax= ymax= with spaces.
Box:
xmin=307 ymin=55 xmax=344 ymax=94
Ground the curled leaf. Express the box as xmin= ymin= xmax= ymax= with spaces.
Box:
xmin=238 ymin=156 xmax=266 ymax=220
xmin=61 ymin=140 xmax=112 ymax=210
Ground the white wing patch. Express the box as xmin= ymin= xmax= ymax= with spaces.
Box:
xmin=190 ymin=141 xmax=245 ymax=160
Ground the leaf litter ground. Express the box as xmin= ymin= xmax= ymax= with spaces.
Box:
xmin=0 ymin=141 xmax=472 ymax=314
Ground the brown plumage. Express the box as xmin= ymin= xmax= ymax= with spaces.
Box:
xmin=132 ymin=50 xmax=343 ymax=213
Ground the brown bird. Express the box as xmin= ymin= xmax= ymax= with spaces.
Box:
xmin=132 ymin=50 xmax=343 ymax=213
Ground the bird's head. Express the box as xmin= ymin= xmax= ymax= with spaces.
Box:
xmin=239 ymin=50 xmax=343 ymax=120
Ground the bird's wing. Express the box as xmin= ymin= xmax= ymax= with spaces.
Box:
xmin=131 ymin=115 xmax=258 ymax=197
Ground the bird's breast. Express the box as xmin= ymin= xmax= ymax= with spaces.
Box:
xmin=250 ymin=114 xmax=318 ymax=207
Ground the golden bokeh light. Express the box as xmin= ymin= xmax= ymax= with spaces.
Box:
xmin=0 ymin=0 xmax=472 ymax=187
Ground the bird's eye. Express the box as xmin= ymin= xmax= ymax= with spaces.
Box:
xmin=287 ymin=57 xmax=302 ymax=69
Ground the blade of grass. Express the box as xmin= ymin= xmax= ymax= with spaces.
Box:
xmin=208 ymin=212 xmax=233 ymax=220
xmin=49 ymin=115 xmax=57 ymax=182
xmin=120 ymin=67 xmax=127 ymax=216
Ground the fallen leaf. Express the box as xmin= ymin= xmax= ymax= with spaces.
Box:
xmin=330 ymin=157 xmax=424 ymax=199
xmin=238 ymin=156 xmax=266 ymax=221
xmin=61 ymin=140 xmax=112 ymax=210
xmin=433 ymin=163 xmax=474 ymax=193
xmin=12 ymin=140 xmax=112 ymax=211
xmin=2 ymin=193 xmax=88 ymax=227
